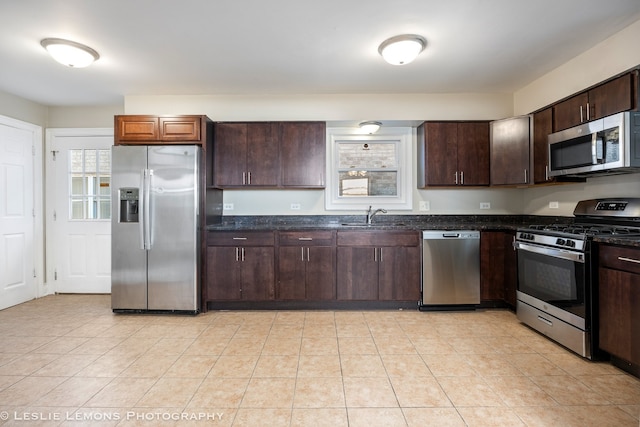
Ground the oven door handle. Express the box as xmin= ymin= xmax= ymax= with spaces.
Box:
xmin=514 ymin=241 xmax=585 ymax=263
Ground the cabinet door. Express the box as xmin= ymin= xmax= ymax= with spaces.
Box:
xmin=502 ymin=232 xmax=517 ymax=307
xmin=421 ymin=122 xmax=458 ymax=186
xmin=480 ymin=232 xmax=506 ymax=301
xmin=553 ymin=92 xmax=589 ymax=131
xmin=246 ymin=122 xmax=279 ymax=186
xmin=277 ymin=246 xmax=307 ymax=300
xmin=159 ymin=116 xmax=201 ymax=141
xmin=280 ymin=122 xmax=326 ymax=187
xmin=115 ymin=116 xmax=159 ymax=143
xmin=207 ymin=247 xmax=241 ymax=300
xmin=490 ymin=116 xmax=530 ymax=185
xmin=336 ymin=247 xmax=378 ymax=300
xmin=599 ymin=268 xmax=633 ymax=361
xmin=378 ymin=246 xmax=421 ymax=301
xmin=589 ymin=73 xmax=635 ymax=120
xmin=239 ymin=247 xmax=275 ymax=300
xmin=306 ymin=246 xmax=336 ymax=300
xmin=533 ymin=108 xmax=554 ymax=184
xmin=213 ymin=123 xmax=248 ymax=186
xmin=457 ymin=122 xmax=489 ymax=186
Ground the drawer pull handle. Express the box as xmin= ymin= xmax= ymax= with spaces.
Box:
xmin=233 ymin=237 xmax=248 ymax=240
xmin=298 ymin=237 xmax=313 ymax=241
xmin=618 ymin=256 xmax=640 ymax=264
xmin=537 ymin=316 xmax=553 ymax=327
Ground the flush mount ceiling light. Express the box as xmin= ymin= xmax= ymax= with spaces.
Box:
xmin=378 ymin=34 xmax=426 ymax=65
xmin=40 ymin=38 xmax=100 ymax=68
xmin=359 ymin=121 xmax=382 ymax=134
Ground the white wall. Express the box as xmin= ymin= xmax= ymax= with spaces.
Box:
xmin=47 ymin=105 xmax=123 ymax=128
xmin=0 ymin=89 xmax=47 ymax=127
xmin=124 ymin=93 xmax=513 ymax=121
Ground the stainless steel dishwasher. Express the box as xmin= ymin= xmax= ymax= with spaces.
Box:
xmin=419 ymin=230 xmax=480 ymax=310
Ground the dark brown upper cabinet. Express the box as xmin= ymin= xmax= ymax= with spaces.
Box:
xmin=532 ymin=108 xmax=555 ymax=184
xmin=212 ymin=122 xmax=279 ymax=187
xmin=417 ymin=121 xmax=490 ymax=187
xmin=212 ymin=121 xmax=326 ymax=189
xmin=490 ymin=115 xmax=532 ymax=186
xmin=553 ymin=72 xmax=637 ymax=131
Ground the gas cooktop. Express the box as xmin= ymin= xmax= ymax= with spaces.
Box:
xmin=517 ymin=198 xmax=640 ymax=251
xmin=525 ymin=223 xmax=640 ymax=237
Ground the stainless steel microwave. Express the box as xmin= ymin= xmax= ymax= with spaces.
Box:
xmin=548 ymin=111 xmax=640 ymax=178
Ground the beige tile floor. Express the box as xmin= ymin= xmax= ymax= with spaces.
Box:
xmin=0 ymin=294 xmax=639 ymax=426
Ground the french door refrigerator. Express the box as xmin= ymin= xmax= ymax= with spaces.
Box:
xmin=111 ymin=145 xmax=201 ymax=313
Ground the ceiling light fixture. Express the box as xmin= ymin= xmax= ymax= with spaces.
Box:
xmin=378 ymin=34 xmax=426 ymax=65
xmin=40 ymin=38 xmax=100 ymax=68
xmin=359 ymin=121 xmax=382 ymax=134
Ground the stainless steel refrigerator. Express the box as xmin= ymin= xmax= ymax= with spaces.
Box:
xmin=111 ymin=145 xmax=201 ymax=313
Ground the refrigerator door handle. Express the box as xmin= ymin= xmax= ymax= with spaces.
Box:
xmin=139 ymin=169 xmax=146 ymax=250
xmin=143 ymin=169 xmax=153 ymax=250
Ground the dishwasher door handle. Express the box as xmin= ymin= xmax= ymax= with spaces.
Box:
xmin=442 ymin=233 xmax=461 ymax=238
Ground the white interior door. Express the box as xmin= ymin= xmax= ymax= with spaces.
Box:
xmin=46 ymin=129 xmax=113 ymax=293
xmin=0 ymin=116 xmax=42 ymax=310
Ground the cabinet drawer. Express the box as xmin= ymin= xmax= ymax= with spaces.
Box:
xmin=599 ymin=244 xmax=640 ymax=274
xmin=337 ymin=230 xmax=419 ymax=247
xmin=208 ymin=231 xmax=275 ymax=246
xmin=279 ymin=230 xmax=336 ymax=246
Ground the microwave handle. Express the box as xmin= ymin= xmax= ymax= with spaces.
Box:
xmin=592 ymin=133 xmax=604 ymax=164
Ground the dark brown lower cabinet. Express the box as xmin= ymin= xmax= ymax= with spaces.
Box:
xmin=207 ymin=246 xmax=274 ymax=301
xmin=336 ymin=247 xmax=380 ymax=300
xmin=278 ymin=246 xmax=336 ymax=300
xmin=336 ymin=231 xmax=421 ymax=301
xmin=480 ymin=231 xmax=517 ymax=307
xmin=378 ymin=246 xmax=422 ymax=301
xmin=206 ymin=231 xmax=275 ymax=302
xmin=277 ymin=230 xmax=336 ymax=300
xmin=598 ymin=244 xmax=640 ymax=368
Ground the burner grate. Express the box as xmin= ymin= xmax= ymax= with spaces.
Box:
xmin=526 ymin=223 xmax=640 ymax=236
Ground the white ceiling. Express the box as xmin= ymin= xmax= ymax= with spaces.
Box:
xmin=1 ymin=0 xmax=640 ymax=107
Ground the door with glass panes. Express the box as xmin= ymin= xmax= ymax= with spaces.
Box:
xmin=46 ymin=129 xmax=113 ymax=293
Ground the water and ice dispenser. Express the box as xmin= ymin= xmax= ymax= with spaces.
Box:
xmin=119 ymin=188 xmax=139 ymax=223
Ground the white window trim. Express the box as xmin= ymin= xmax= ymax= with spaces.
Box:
xmin=325 ymin=126 xmax=413 ymax=210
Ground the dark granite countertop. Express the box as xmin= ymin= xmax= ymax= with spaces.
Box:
xmin=206 ymin=215 xmax=571 ymax=232
xmin=593 ymin=235 xmax=640 ymax=248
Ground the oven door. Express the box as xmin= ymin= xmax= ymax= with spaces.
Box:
xmin=514 ymin=241 xmax=587 ymax=330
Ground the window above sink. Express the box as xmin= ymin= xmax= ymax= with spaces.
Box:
xmin=325 ymin=126 xmax=413 ymax=211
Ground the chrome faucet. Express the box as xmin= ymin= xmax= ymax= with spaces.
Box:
xmin=366 ymin=205 xmax=387 ymax=224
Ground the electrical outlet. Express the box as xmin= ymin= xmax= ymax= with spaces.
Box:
xmin=419 ymin=201 xmax=430 ymax=211
xmin=480 ymin=202 xmax=491 ymax=210
xmin=223 ymin=203 xmax=234 ymax=210
xmin=549 ymin=201 xmax=559 ymax=209
xmin=290 ymin=203 xmax=301 ymax=210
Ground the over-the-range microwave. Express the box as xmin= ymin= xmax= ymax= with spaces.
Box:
xmin=548 ymin=111 xmax=640 ymax=178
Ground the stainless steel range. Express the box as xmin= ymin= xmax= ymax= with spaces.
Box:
xmin=514 ymin=198 xmax=640 ymax=359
